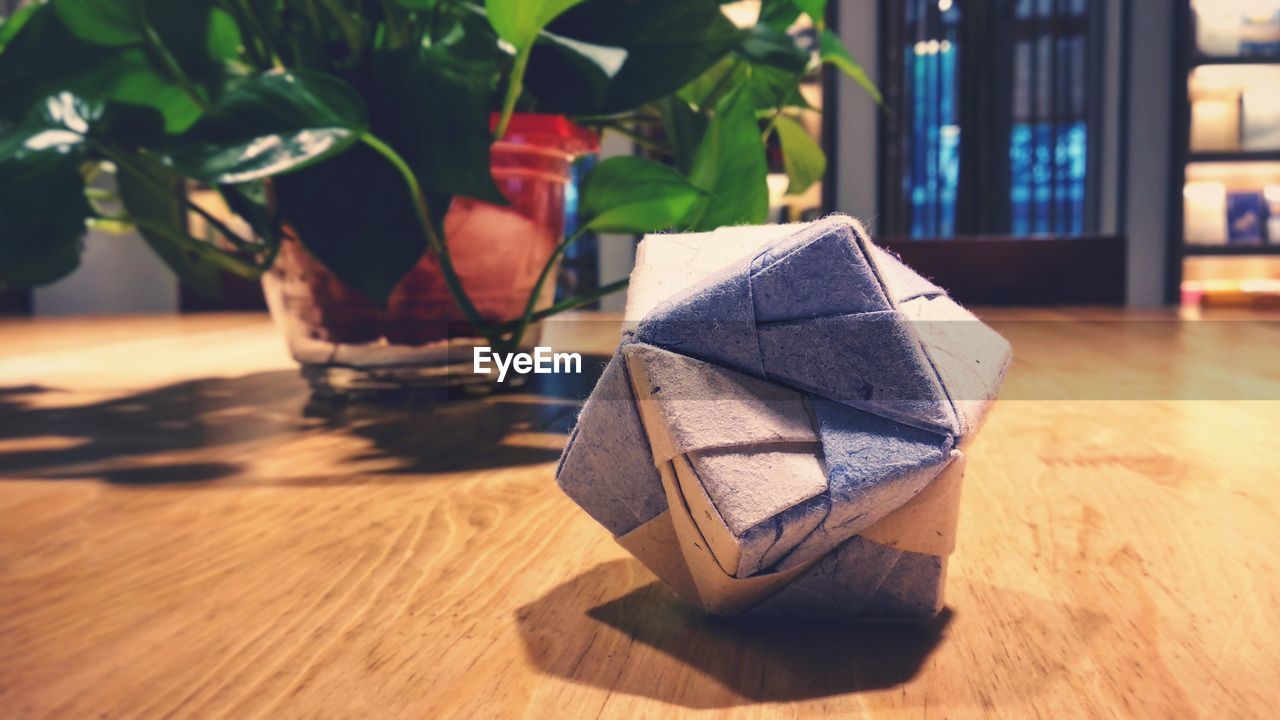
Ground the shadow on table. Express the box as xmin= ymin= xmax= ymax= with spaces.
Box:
xmin=0 ymin=356 xmax=608 ymax=484
xmin=515 ymin=559 xmax=952 ymax=708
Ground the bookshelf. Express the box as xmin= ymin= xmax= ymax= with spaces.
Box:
xmin=1171 ymin=1 xmax=1280 ymax=304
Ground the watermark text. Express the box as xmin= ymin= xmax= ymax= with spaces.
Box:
xmin=474 ymin=346 xmax=582 ymax=383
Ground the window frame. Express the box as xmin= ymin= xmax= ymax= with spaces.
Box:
xmin=878 ymin=0 xmax=1107 ymax=238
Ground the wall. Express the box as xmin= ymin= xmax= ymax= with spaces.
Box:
xmin=1122 ymin=0 xmax=1175 ymax=306
xmin=32 ymin=183 xmax=179 ymax=316
xmin=833 ymin=0 xmax=881 ymax=233
xmin=594 ymin=130 xmax=637 ymax=313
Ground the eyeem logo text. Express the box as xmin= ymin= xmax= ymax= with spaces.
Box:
xmin=474 ymin=346 xmax=582 ymax=383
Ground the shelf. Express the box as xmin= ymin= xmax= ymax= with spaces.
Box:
xmin=1189 ymin=151 xmax=1280 ymax=163
xmin=1192 ymin=56 xmax=1280 ymax=66
xmin=1182 ymin=245 xmax=1280 ymax=256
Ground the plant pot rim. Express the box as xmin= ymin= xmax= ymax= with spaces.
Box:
xmin=488 ymin=113 xmax=599 ymax=156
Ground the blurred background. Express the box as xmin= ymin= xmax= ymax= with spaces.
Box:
xmin=3 ymin=0 xmax=1279 ymax=316
xmin=4 ymin=6 xmax=1279 ymax=714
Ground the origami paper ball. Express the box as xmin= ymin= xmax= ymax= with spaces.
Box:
xmin=557 ymin=216 xmax=1011 ymax=619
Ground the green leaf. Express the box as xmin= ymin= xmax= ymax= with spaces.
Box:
xmin=0 ymin=93 xmax=123 ymax=288
xmin=143 ymin=0 xmax=235 ymax=90
xmin=115 ymin=152 xmax=226 ymax=297
xmin=51 ymin=0 xmax=143 ymax=47
xmin=677 ymin=55 xmax=748 ymax=111
xmin=0 ymin=93 xmax=164 ymax=158
xmin=774 ymin=114 xmax=825 ymax=194
xmin=220 ymin=181 xmax=273 ymax=237
xmin=51 ymin=0 xmax=239 ymax=86
xmin=485 ymin=0 xmax=585 ymax=49
xmin=820 ymin=29 xmax=881 ymax=105
xmin=759 ymin=0 xmax=800 ymax=29
xmin=796 ymin=0 xmax=827 ymax=23
xmin=167 ymin=71 xmax=369 ymax=184
xmin=433 ymin=9 xmax=508 ymax=64
xmin=274 ymin=144 xmax=427 ymax=307
xmin=0 ymin=92 xmax=232 ymax=293
xmin=2 ymin=92 xmax=221 ymax=293
xmin=520 ymin=33 xmax=614 ymax=111
xmin=681 ymin=30 xmax=810 ymax=115
xmin=524 ymin=0 xmax=743 ymax=114
xmin=737 ymin=24 xmax=809 ymax=74
xmin=656 ymin=96 xmax=707 ymax=176
xmin=746 ymin=63 xmax=810 ymax=111
xmin=0 ymin=7 xmax=116 ymax=121
xmin=731 ymin=21 xmax=816 ymax=113
xmin=759 ymin=0 xmax=825 ymax=29
xmin=206 ymin=8 xmax=242 ymax=60
xmin=0 ymin=150 xmax=90 ymax=288
xmin=370 ymin=47 xmax=505 ymax=204
xmin=580 ymin=156 xmax=705 ymax=233
xmin=88 ymin=49 xmax=204 ymax=132
xmin=0 ymin=3 xmax=41 ymax=52
xmin=0 ymin=9 xmax=203 ymax=132
xmin=685 ymin=87 xmax=768 ymax=230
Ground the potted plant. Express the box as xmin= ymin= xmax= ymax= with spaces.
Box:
xmin=0 ymin=0 xmax=878 ymax=393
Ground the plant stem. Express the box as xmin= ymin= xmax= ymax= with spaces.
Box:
xmin=358 ymin=132 xmax=497 ymax=341
xmin=701 ymin=58 xmax=743 ymax=111
xmin=379 ymin=0 xmax=409 ymax=47
xmin=494 ymin=44 xmax=531 ymax=140
xmin=599 ymin=122 xmax=671 ymax=154
xmin=577 ymin=113 xmax=664 ymax=126
xmin=84 ymin=188 xmax=119 ymax=201
xmin=760 ymin=87 xmax=798 ymax=142
xmin=140 ymin=9 xmax=209 ymax=110
xmin=96 ymin=145 xmax=262 ymax=253
xmin=220 ymin=184 xmax=280 ymax=264
xmin=238 ymin=0 xmax=285 ymax=68
xmin=506 ymin=226 xmax=587 ymax=351
xmin=85 ymin=187 xmax=122 ymax=221
xmin=184 ymin=196 xmax=262 ymax=252
xmin=525 ymin=278 xmax=629 ymax=324
xmin=318 ymin=0 xmax=363 ymax=62
xmin=126 ymin=215 xmax=266 ymax=279
xmin=302 ymin=0 xmax=324 ymax=40
xmin=357 ymin=131 xmax=631 ymax=352
xmin=223 ymin=2 xmax=267 ymax=68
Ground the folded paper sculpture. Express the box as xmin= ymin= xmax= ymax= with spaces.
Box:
xmin=557 ymin=215 xmax=1011 ymax=619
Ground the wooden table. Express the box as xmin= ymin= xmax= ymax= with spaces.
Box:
xmin=1 ymin=310 xmax=1278 ymax=718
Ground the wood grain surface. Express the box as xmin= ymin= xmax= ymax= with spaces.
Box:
xmin=1 ymin=309 xmax=1278 ymax=719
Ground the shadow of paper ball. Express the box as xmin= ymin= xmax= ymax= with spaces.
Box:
xmin=514 ymin=559 xmax=952 ymax=708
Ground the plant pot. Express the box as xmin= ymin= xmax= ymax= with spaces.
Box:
xmin=262 ymin=115 xmax=598 ymax=396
